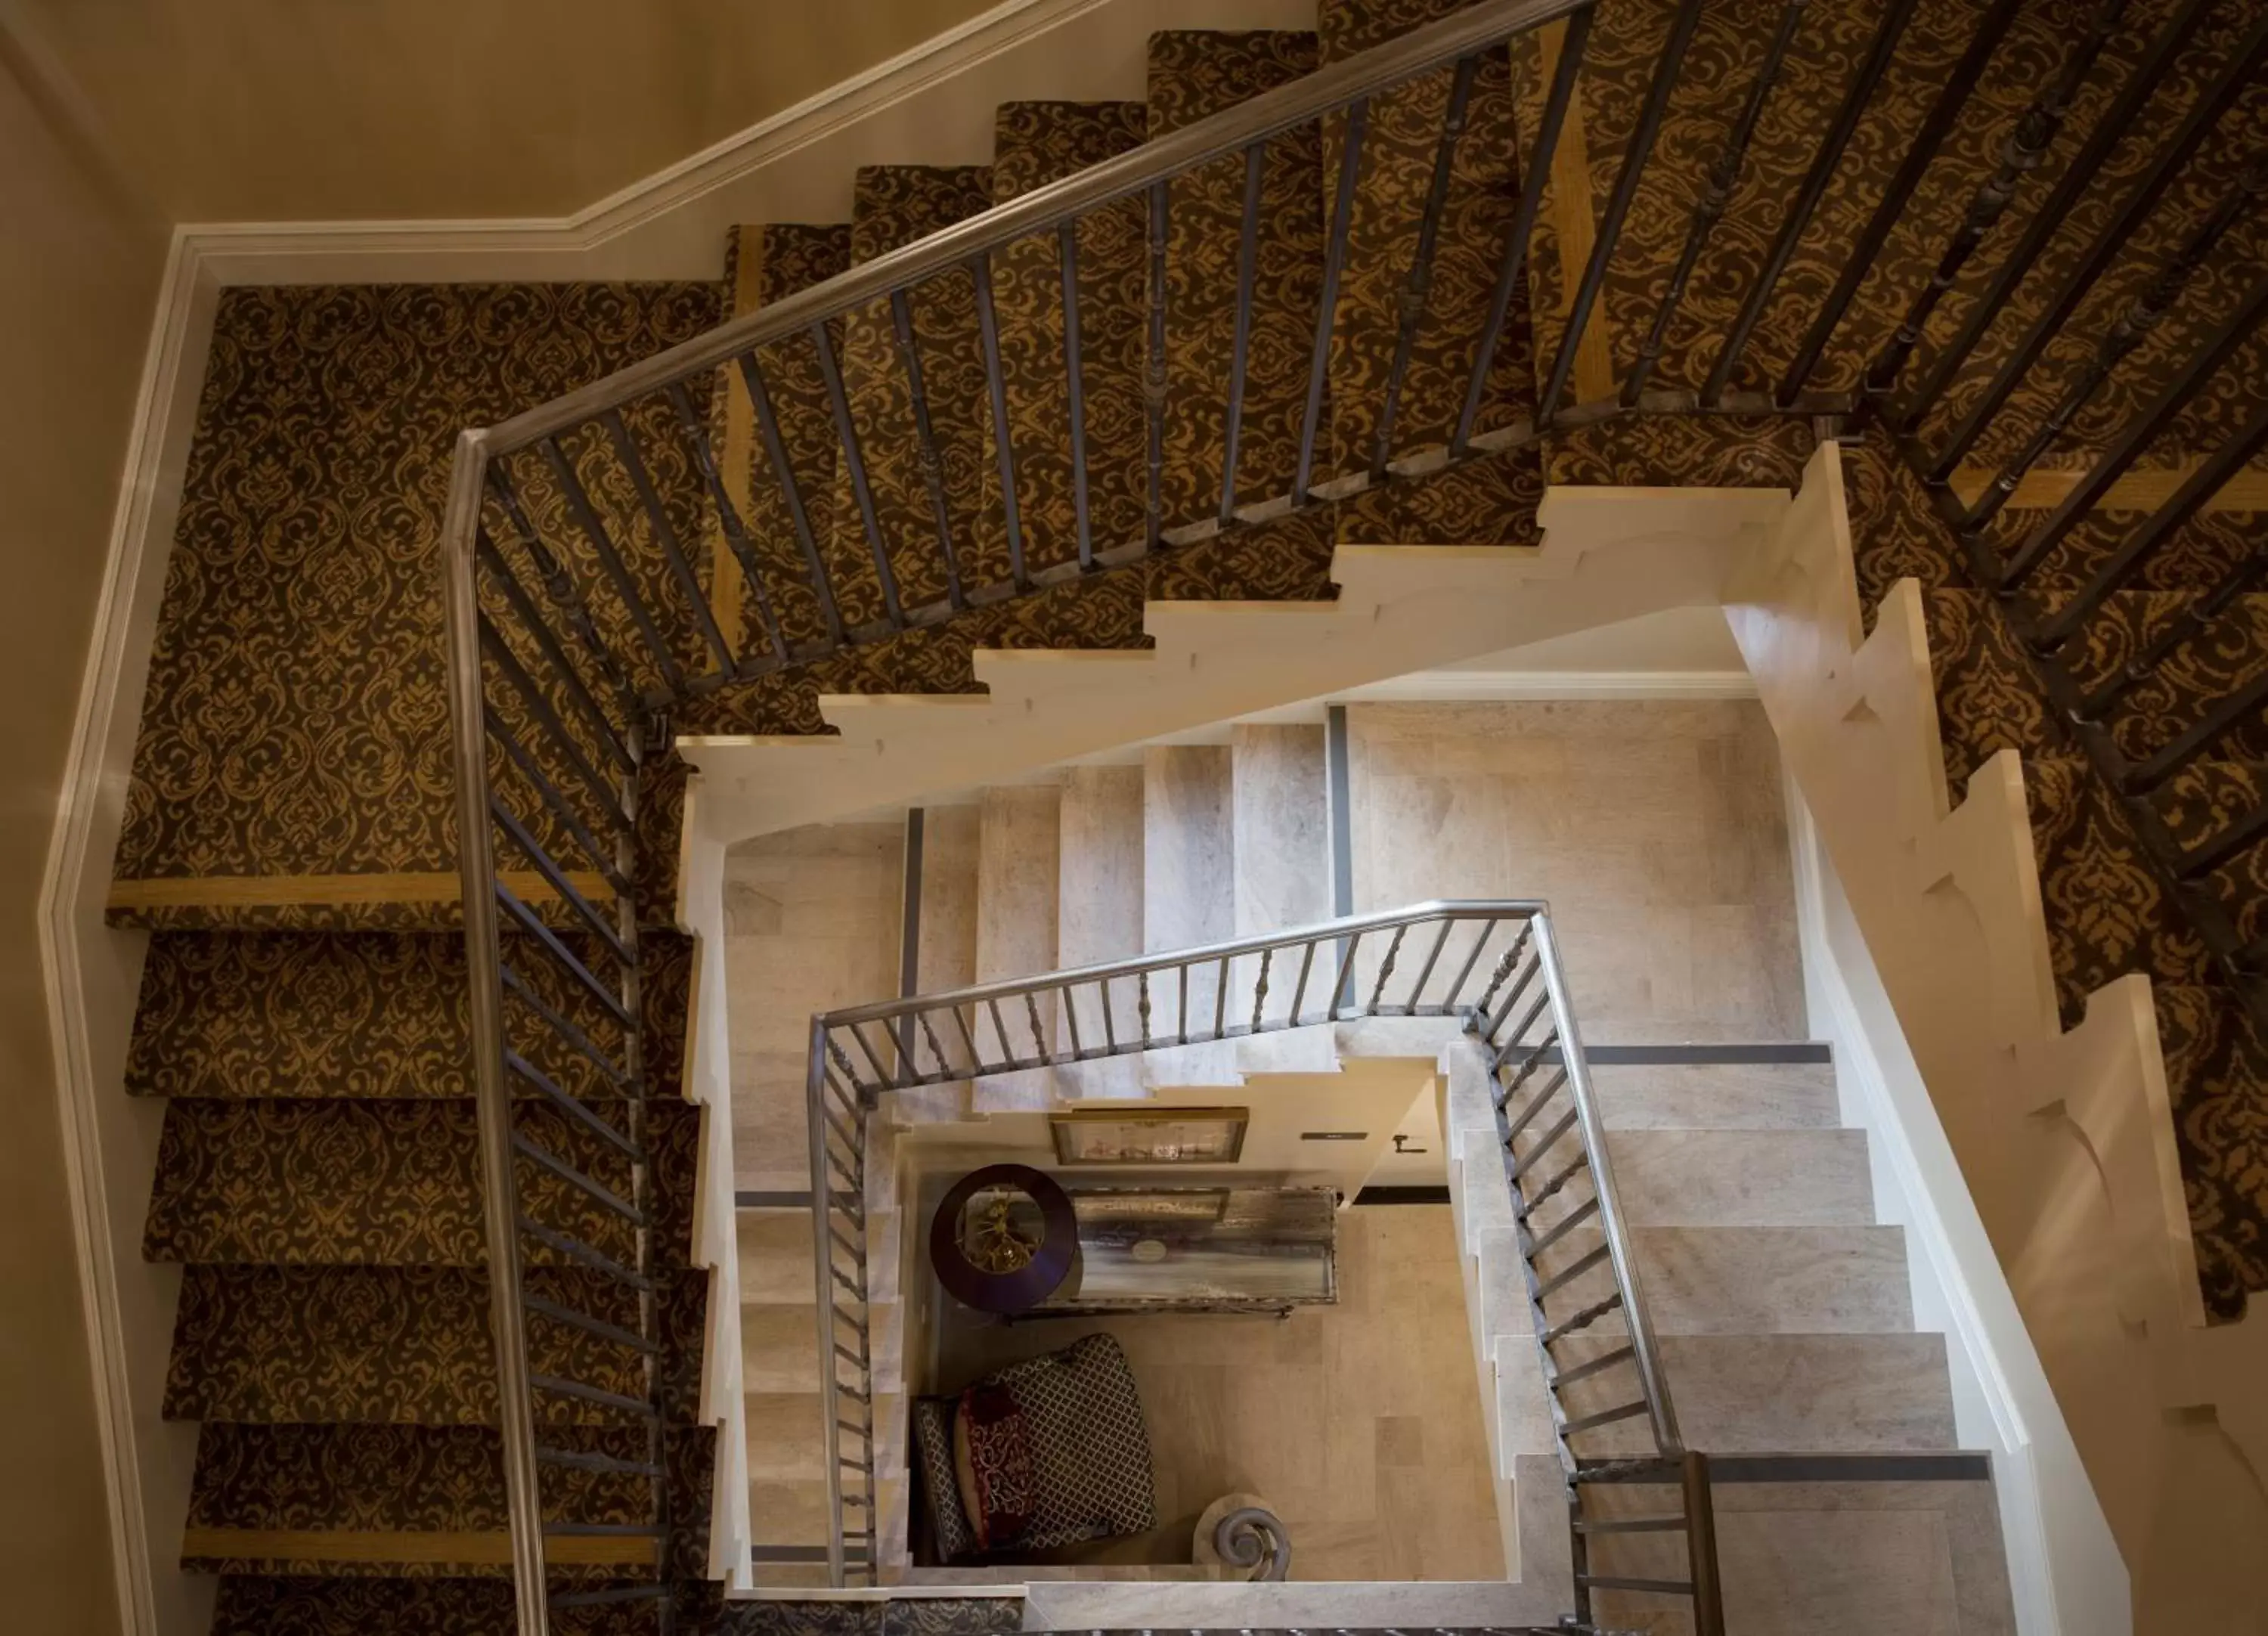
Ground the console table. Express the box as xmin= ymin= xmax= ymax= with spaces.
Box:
xmin=1033 ymin=1184 xmax=1337 ymax=1318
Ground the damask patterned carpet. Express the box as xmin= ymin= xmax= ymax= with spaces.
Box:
xmin=103 ymin=0 xmax=2266 ymax=1628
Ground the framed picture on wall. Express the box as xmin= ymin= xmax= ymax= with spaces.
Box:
xmin=1049 ymin=1105 xmax=1249 ymax=1166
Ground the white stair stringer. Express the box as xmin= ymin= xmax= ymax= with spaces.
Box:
xmin=679 ymin=510 xmax=1780 ymax=846
xmin=1723 ymin=442 xmax=2268 ymax=1629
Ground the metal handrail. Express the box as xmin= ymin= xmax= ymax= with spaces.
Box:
xmin=476 ymin=0 xmax=1590 ymax=459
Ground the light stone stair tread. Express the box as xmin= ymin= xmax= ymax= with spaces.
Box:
xmin=748 ymin=1476 xmax=832 ymax=1548
xmin=1582 ymin=1059 xmax=1841 ymax=1129
xmin=734 ymin=1208 xmax=818 ymax=1304
xmin=740 ymin=1302 xmax=822 ymax=1392
xmin=1055 ymin=765 xmax=1148 ymax=1101
xmin=742 ymin=1392 xmax=829 ymax=1480
xmin=1606 ymin=1128 xmax=1873 ymax=1227
xmin=972 ymin=783 xmax=1065 ymax=1114
xmin=1475 ymin=1222 xmax=1913 ymax=1337
xmin=1495 ymin=1332 xmax=1956 ymax=1461
xmin=1142 ymin=746 xmax=1240 ymax=1086
xmin=1583 ymin=1476 xmax=2016 ymax=1636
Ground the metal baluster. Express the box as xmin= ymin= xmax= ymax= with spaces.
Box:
xmin=599 ymin=406 xmax=736 ymax=677
xmin=971 ymin=251 xmax=1030 ymax=591
xmin=738 ymin=349 xmax=847 ymax=645
xmin=1026 ymin=993 xmax=1052 ymax=1065
xmin=485 ymin=463 xmax=643 ymax=720
xmin=1455 ymin=8 xmax=1588 ymax=454
xmin=1972 ymin=169 xmax=2268 ymax=558
xmin=1366 ymin=924 xmax=1408 ymax=1009
xmin=1939 ymin=26 xmax=2268 ymax=488
xmin=538 ymin=434 xmax=686 ymax=690
xmin=661 ymin=380 xmax=790 ymax=667
xmin=2080 ymin=543 xmax=2268 ymax=721
xmin=1058 ymin=220 xmax=1096 ymax=573
xmin=889 ymin=289 xmax=970 ymax=611
xmin=1371 ymin=55 xmax=1480 ymax=478
xmin=917 ymin=1011 xmax=951 ymax=1079
xmin=1703 ymin=0 xmax=1923 ymax=407
xmin=2032 ymin=391 xmax=2268 ymax=652
xmin=476 ymin=534 xmax=634 ymax=769
xmin=1408 ymin=917 xmax=1456 ymax=1012
xmin=1219 ymin=141 xmax=1267 ymax=526
xmin=1138 ymin=970 xmax=1153 ymax=1046
xmin=1145 ymin=178 xmax=1168 ymax=554
xmin=1541 ymin=0 xmax=1704 ymax=422
xmin=1895 ymin=0 xmax=2217 ymax=432
xmin=1857 ymin=0 xmax=2130 ymax=421
xmin=1298 ymin=97 xmax=1368 ymax=502
xmin=1775 ymin=0 xmax=2027 ymax=404
xmin=810 ymin=319 xmax=907 ymax=627
xmin=1252 ymin=947 xmax=1273 ymax=1032
xmin=1621 ymin=0 xmax=1808 ymax=405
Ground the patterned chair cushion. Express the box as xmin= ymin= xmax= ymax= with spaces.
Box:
xmin=912 ymin=1333 xmax=1159 ymax=1561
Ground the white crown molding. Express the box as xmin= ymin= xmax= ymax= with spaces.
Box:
xmin=175 ymin=0 xmax=1317 ymax=287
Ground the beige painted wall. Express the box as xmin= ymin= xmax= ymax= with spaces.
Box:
xmin=13 ymin=0 xmax=1004 ymax=222
xmin=0 ymin=40 xmax=169 ymax=1636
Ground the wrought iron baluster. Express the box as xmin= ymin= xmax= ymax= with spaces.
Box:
xmin=1145 ymin=178 xmax=1168 ymax=554
xmin=1857 ymin=0 xmax=2130 ymax=420
xmin=889 ymin=289 xmax=970 ymax=611
xmin=1220 ymin=141 xmax=1268 ymax=525
xmin=1058 ymin=220 xmax=1095 ymax=573
xmin=485 ymin=463 xmax=643 ymax=720
xmin=1776 ymin=0 xmax=2027 ymax=404
xmin=1299 ymin=97 xmax=1368 ymax=502
xmin=476 ymin=535 xmax=634 ymax=769
xmin=1896 ymin=0 xmax=2214 ymax=432
xmin=810 ymin=319 xmax=907 ymax=627
xmin=661 ymin=380 xmax=789 ymax=666
xmin=1456 ymin=8 xmax=1588 ymax=453
xmin=738 ymin=349 xmax=847 ymax=645
xmin=1372 ymin=55 xmax=1480 ymax=477
xmin=1925 ymin=13 xmax=2268 ymax=483
xmin=1621 ymin=0 xmax=1808 ymax=406
xmin=1252 ymin=947 xmax=1273 ymax=1031
xmin=1972 ymin=163 xmax=2268 ymax=557
xmin=1541 ymin=0 xmax=1703 ymax=421
xmin=598 ymin=406 xmax=736 ymax=678
xmin=538 ymin=435 xmax=686 ymax=690
xmin=1704 ymin=0 xmax=1922 ymax=407
xmin=970 ymin=251 xmax=1030 ymax=591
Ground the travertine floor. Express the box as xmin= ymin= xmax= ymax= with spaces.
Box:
xmin=931 ymin=1204 xmax=1504 ymax=1582
xmin=1349 ymin=699 xmax=1804 ymax=1041
xmin=723 ymin=822 xmax=905 ymax=1193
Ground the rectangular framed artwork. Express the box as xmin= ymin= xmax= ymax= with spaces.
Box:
xmin=1049 ymin=1105 xmax=1249 ymax=1166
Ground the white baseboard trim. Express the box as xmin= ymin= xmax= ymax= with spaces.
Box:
xmin=1783 ymin=779 xmax=2125 ymax=1636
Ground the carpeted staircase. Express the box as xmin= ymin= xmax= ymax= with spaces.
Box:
xmin=100 ymin=0 xmax=2268 ymax=1628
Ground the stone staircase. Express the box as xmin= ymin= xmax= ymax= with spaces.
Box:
xmin=1443 ymin=1041 xmax=2018 ymax=1632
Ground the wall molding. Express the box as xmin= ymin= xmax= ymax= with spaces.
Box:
xmin=39 ymin=231 xmax=217 ymax=1636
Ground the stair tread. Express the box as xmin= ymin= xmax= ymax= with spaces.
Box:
xmin=142 ymin=1095 xmax=698 ymax=1269
xmin=127 ymin=929 xmax=689 ymax=1102
xmin=1499 ymin=1331 xmax=1957 ymax=1460
xmin=165 ymin=1264 xmax=705 ymax=1427
xmin=184 ymin=1422 xmax=711 ymax=1572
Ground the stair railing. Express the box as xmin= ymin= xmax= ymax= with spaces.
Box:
xmin=434 ymin=0 xmax=2266 ymax=1622
xmin=802 ymin=900 xmax=1699 ymax=1621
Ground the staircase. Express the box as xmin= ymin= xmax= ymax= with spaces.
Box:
xmin=89 ymin=0 xmax=2268 ymax=1628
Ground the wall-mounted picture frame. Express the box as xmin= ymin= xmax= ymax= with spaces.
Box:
xmin=1049 ymin=1105 xmax=1249 ymax=1166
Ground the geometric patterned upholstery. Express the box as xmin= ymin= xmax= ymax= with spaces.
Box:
xmin=912 ymin=1333 xmax=1158 ymax=1562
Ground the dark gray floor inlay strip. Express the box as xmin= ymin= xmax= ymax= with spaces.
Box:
xmin=1549 ymin=1042 xmax=1833 ymax=1065
xmin=1353 ymin=1185 xmax=1453 ymax=1206
xmin=736 ymin=1190 xmax=815 ymax=1208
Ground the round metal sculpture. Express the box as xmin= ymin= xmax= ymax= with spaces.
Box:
xmin=928 ymin=1163 xmax=1078 ymax=1314
xmin=1193 ymin=1493 xmax=1290 ymax=1581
